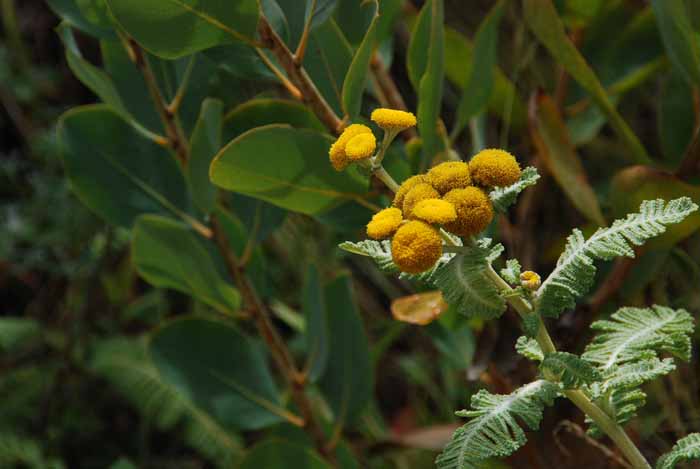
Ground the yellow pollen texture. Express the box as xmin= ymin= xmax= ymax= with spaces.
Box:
xmin=391 ymin=221 xmax=443 ymax=273
xmin=411 ymin=198 xmax=457 ymax=224
xmin=402 ymin=183 xmax=440 ymax=218
xmin=520 ymin=271 xmax=541 ymax=290
xmin=442 ymin=187 xmax=494 ymax=236
xmin=468 ymin=148 xmax=521 ymax=188
xmin=328 ymin=124 xmax=372 ymax=171
xmin=366 ymin=207 xmax=403 ymax=240
xmin=345 ymin=132 xmax=377 ymax=160
xmin=426 ymin=161 xmax=472 ymax=194
xmin=393 ymin=175 xmax=428 ymax=209
xmin=371 ymin=108 xmax=417 ymax=130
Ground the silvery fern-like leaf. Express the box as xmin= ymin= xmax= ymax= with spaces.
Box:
xmin=582 ymin=306 xmax=693 ymax=436
xmin=338 ymin=239 xmax=456 ymax=283
xmin=500 ymin=258 xmax=522 ymax=285
xmin=541 ymin=352 xmax=601 ymax=389
xmin=338 ymin=240 xmax=395 ymax=273
xmin=490 ymin=166 xmax=540 ymax=212
xmin=515 ymin=336 xmax=543 ymax=361
xmin=582 ymin=306 xmax=694 ymax=370
xmin=536 ymin=198 xmax=698 ymax=318
xmin=434 ymin=239 xmax=506 ymax=319
xmin=436 ymin=380 xmax=558 ymax=469
xmin=657 ymin=433 xmax=700 ymax=469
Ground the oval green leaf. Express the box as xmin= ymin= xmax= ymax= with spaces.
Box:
xmin=132 ymin=215 xmax=240 ymax=313
xmin=210 ymin=125 xmax=368 ymax=215
xmin=239 ymin=439 xmax=331 ymax=469
xmin=150 ymin=317 xmax=284 ymax=431
xmin=223 ymin=98 xmax=324 ymax=141
xmin=105 ymin=0 xmax=259 ymax=58
xmin=58 ymin=105 xmax=189 ymax=228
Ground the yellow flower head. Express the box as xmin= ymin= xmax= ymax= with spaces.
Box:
xmin=393 ymin=175 xmax=428 ymax=209
xmin=345 ymin=132 xmax=377 ymax=161
xmin=366 ymin=207 xmax=403 ymax=240
xmin=442 ymin=187 xmax=494 ymax=236
xmin=371 ymin=108 xmax=417 ymax=130
xmin=520 ymin=271 xmax=541 ymax=290
xmin=391 ymin=220 xmax=443 ymax=274
xmin=402 ymin=183 xmax=440 ymax=218
xmin=468 ymin=148 xmax=521 ymax=188
xmin=426 ymin=161 xmax=472 ymax=194
xmin=411 ymin=198 xmax=457 ymax=224
xmin=328 ymin=124 xmax=372 ymax=171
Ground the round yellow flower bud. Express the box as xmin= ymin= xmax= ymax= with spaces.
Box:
xmin=391 ymin=221 xmax=443 ymax=274
xmin=442 ymin=187 xmax=494 ymax=236
xmin=402 ymin=183 xmax=440 ymax=218
xmin=393 ymin=175 xmax=428 ymax=209
xmin=468 ymin=148 xmax=521 ymax=188
xmin=345 ymin=132 xmax=377 ymax=161
xmin=520 ymin=270 xmax=541 ymax=290
xmin=366 ymin=207 xmax=403 ymax=240
xmin=371 ymin=108 xmax=417 ymax=130
xmin=426 ymin=161 xmax=472 ymax=194
xmin=328 ymin=124 xmax=372 ymax=171
xmin=411 ymin=198 xmax=457 ymax=224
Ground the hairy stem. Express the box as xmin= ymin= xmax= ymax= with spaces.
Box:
xmin=483 ymin=265 xmax=650 ymax=469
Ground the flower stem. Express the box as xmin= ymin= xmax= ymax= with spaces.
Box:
xmin=483 ymin=265 xmax=650 ymax=469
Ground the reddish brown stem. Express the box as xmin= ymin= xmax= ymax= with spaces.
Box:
xmin=258 ymin=17 xmax=343 ymax=135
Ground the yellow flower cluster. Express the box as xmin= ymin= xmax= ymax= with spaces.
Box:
xmin=328 ymin=124 xmax=374 ymax=171
xmin=361 ymin=148 xmax=521 ymax=273
xmin=328 ymin=108 xmax=417 ymax=172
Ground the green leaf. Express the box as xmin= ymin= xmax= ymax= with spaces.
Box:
xmin=610 ymin=166 xmax=700 ymax=249
xmin=427 ymin=322 xmax=476 ymax=370
xmin=222 ymin=98 xmax=324 ymax=141
xmin=406 ymin=3 xmax=431 ymax=90
xmin=319 ymin=274 xmax=372 ymax=426
xmin=523 ymin=0 xmax=652 ymax=165
xmin=105 ymin=0 xmax=259 ymax=58
xmin=500 ymin=258 xmax=522 ymax=285
xmin=47 ymin=0 xmax=115 ymax=38
xmin=0 ymin=318 xmax=40 ymax=351
xmin=659 ymin=70 xmax=695 ymax=166
xmin=58 ymin=25 xmax=157 ymax=138
xmin=489 ymin=166 xmax=540 ymax=213
xmin=58 ymin=105 xmax=189 ymax=228
xmin=304 ymin=20 xmax=353 ymax=115
xmin=582 ymin=305 xmax=694 ymax=370
xmin=239 ymin=439 xmax=331 ymax=469
xmin=541 ymin=351 xmax=601 ymax=389
xmin=416 ymin=0 xmax=445 ymax=165
xmin=132 ymin=215 xmax=240 ymax=314
xmin=529 ymin=93 xmax=605 ymax=226
xmin=434 ymin=239 xmax=506 ymax=319
xmin=453 ymin=0 xmax=506 ymax=136
xmin=436 ymin=380 xmax=559 ymax=469
xmin=150 ymin=317 xmax=285 ymax=431
xmin=656 ymin=433 xmax=700 ymax=469
xmin=189 ymin=98 xmax=223 ymax=213
xmin=341 ymin=0 xmax=379 ymax=119
xmin=442 ymin=25 xmax=526 ymax=131
xmin=651 ymin=0 xmax=700 ymax=86
xmin=92 ymin=338 xmax=243 ymax=467
xmin=0 ymin=433 xmax=63 ymax=469
xmin=515 ymin=336 xmax=543 ymax=362
xmin=302 ymin=264 xmax=329 ymax=382
xmin=306 ymin=0 xmax=339 ymax=30
xmin=210 ymin=125 xmax=368 ymax=215
xmin=535 ymin=198 xmax=698 ymax=318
